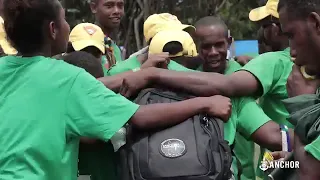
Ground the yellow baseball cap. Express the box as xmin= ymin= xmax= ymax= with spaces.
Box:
xmin=143 ymin=13 xmax=195 ymax=43
xmin=249 ymin=0 xmax=279 ymax=22
xmin=69 ymin=23 xmax=105 ymax=54
xmin=0 ymin=16 xmax=17 ymax=55
xmin=149 ymin=30 xmax=198 ymax=58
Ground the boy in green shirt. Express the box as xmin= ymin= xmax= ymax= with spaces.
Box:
xmin=116 ymin=3 xmax=294 ymax=180
xmin=0 ymin=1 xmax=237 ymax=180
xmin=275 ymin=0 xmax=320 ymax=178
xmin=89 ymin=0 xmax=139 ymax=75
xmin=99 ymin=17 xmax=294 ymax=179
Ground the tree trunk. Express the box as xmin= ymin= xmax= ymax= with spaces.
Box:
xmin=134 ymin=0 xmax=144 ymax=50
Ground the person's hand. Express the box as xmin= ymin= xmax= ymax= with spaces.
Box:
xmin=287 ymin=64 xmax=320 ymax=97
xmin=120 ymin=68 xmax=156 ymax=98
xmin=202 ymin=95 xmax=232 ymax=122
xmin=271 ymin=151 xmax=290 ymax=161
xmin=234 ymin=55 xmax=253 ymax=66
xmin=141 ymin=53 xmax=170 ymax=69
xmin=136 ymin=53 xmax=148 ymax=64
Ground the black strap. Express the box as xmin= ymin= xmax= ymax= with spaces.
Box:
xmin=230 ymin=141 xmax=242 ymax=180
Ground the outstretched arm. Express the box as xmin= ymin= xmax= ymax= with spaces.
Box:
xmin=149 ymin=52 xmax=288 ymax=98
xmin=67 ymin=71 xmax=232 ymax=141
xmin=251 ymin=121 xmax=294 ymax=151
xmin=98 ymin=71 xmax=136 ymax=92
xmin=152 ymin=68 xmax=260 ymax=97
xmin=236 ymin=97 xmax=294 ymax=151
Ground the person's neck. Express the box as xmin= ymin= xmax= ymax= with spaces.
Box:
xmin=278 ymin=44 xmax=289 ymax=51
xmin=275 ymin=39 xmax=289 ymax=51
xmin=96 ymin=22 xmax=114 ymax=37
xmin=18 ymin=48 xmax=52 ymax=57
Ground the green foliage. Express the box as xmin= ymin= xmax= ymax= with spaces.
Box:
xmin=63 ymin=0 xmax=263 ymax=53
xmin=219 ymin=0 xmax=260 ymax=39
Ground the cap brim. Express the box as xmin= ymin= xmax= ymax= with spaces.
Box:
xmin=249 ymin=6 xmax=270 ymax=22
xmin=0 ymin=40 xmax=17 ymax=55
xmin=71 ymin=40 xmax=105 ymax=54
xmin=181 ymin=24 xmax=196 ymax=33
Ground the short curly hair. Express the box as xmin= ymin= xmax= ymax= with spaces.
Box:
xmin=278 ymin=0 xmax=320 ymax=19
xmin=61 ymin=51 xmax=104 ymax=78
xmin=3 ymin=0 xmax=61 ymax=54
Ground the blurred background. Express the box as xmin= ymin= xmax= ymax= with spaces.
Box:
xmin=61 ymin=0 xmax=267 ymax=57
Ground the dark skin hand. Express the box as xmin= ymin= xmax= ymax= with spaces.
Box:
xmin=130 ymin=95 xmax=232 ymax=129
xmin=119 ymin=67 xmax=259 ymax=98
xmin=81 ymin=94 xmax=232 ymax=143
xmin=250 ymin=121 xmax=294 ymax=151
xmin=136 ymin=53 xmax=148 ymax=64
xmin=140 ymin=52 xmax=170 ymax=69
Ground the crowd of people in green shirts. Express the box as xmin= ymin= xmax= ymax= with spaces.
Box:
xmin=0 ymin=0 xmax=319 ymax=179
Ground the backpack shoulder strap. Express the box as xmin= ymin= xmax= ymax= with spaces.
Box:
xmin=217 ymin=118 xmax=224 ymax=138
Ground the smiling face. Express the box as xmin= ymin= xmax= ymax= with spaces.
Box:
xmin=91 ymin=0 xmax=124 ymax=32
xmin=195 ymin=25 xmax=230 ymax=74
xmin=279 ymin=6 xmax=320 ymax=75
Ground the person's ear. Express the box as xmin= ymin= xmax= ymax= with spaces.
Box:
xmin=227 ymin=36 xmax=233 ymax=47
xmin=90 ymin=1 xmax=98 ymax=14
xmin=49 ymin=21 xmax=57 ymax=40
xmin=307 ymin=12 xmax=320 ymax=35
xmin=271 ymin=23 xmax=280 ymax=36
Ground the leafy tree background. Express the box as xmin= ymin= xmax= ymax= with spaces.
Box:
xmin=61 ymin=0 xmax=266 ymax=57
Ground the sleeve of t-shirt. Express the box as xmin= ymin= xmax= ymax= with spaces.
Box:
xmin=168 ymin=61 xmax=196 ymax=72
xmin=236 ymin=97 xmax=271 ymax=139
xmin=305 ymin=135 xmax=320 ymax=161
xmin=240 ymin=53 xmax=286 ymax=96
xmin=107 ymin=56 xmax=141 ymax=76
xmin=129 ymin=46 xmax=149 ymax=58
xmin=66 ymin=70 xmax=140 ymax=141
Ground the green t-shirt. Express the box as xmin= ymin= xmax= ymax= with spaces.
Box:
xmin=305 ymin=135 xmax=320 ymax=161
xmin=223 ymin=92 xmax=271 ymax=180
xmin=215 ymin=60 xmax=257 ymax=180
xmin=97 ymin=58 xmax=268 ymax=179
xmin=241 ymin=48 xmax=293 ymax=179
xmin=241 ymin=48 xmax=293 ymax=127
xmin=101 ymin=40 xmax=125 ymax=76
xmin=225 ymin=97 xmax=270 ymax=146
xmin=160 ymin=60 xmax=270 ymax=180
xmin=112 ymin=42 xmax=123 ymax=63
xmin=0 ymin=56 xmax=139 ymax=180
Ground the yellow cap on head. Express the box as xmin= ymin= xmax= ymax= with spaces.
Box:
xmin=249 ymin=0 xmax=279 ymax=22
xmin=143 ymin=13 xmax=195 ymax=43
xmin=0 ymin=16 xmax=18 ymax=55
xmin=69 ymin=23 xmax=105 ymax=54
xmin=149 ymin=30 xmax=198 ymax=58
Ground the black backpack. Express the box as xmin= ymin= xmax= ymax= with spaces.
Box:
xmin=119 ymin=88 xmax=233 ymax=180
